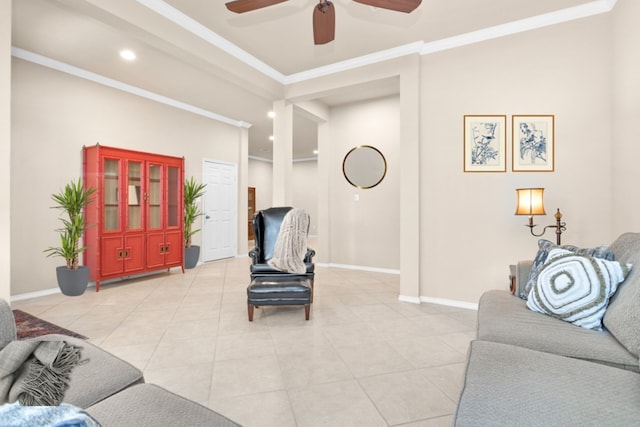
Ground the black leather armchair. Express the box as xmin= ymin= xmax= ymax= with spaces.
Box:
xmin=249 ymin=206 xmax=315 ymax=284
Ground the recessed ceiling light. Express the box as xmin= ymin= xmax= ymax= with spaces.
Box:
xmin=313 ymin=149 xmax=319 ymax=155
xmin=269 ymin=135 xmax=274 ymax=141
xmin=119 ymin=49 xmax=136 ymax=61
xmin=267 ymin=111 xmax=275 ymax=119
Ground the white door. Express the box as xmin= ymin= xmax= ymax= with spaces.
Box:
xmin=202 ymin=160 xmax=237 ymax=262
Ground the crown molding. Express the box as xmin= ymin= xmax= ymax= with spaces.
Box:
xmin=421 ymin=0 xmax=618 ymax=55
xmin=13 ymin=0 xmax=617 ymax=125
xmin=11 ymin=47 xmax=252 ymax=129
xmin=284 ymin=41 xmax=424 ymax=84
xmin=136 ymin=0 xmax=287 ymax=84
xmin=247 ymin=155 xmax=319 ymax=163
xmin=248 ymin=155 xmax=273 ymax=163
xmin=140 ymin=0 xmax=617 ymax=85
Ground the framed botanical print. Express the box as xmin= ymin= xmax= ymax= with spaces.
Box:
xmin=512 ymin=115 xmax=555 ymax=172
xmin=463 ymin=115 xmax=507 ymax=172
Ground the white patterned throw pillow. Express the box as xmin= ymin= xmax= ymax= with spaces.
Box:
xmin=520 ymin=239 xmax=615 ymax=300
xmin=527 ymin=248 xmax=632 ymax=330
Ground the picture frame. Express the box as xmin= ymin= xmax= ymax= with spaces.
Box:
xmin=463 ymin=115 xmax=507 ymax=172
xmin=512 ymin=115 xmax=554 ymax=172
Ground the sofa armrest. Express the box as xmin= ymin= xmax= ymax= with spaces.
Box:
xmin=515 ymin=260 xmax=533 ymax=298
xmin=0 ymin=298 xmax=17 ymax=341
xmin=35 ymin=334 xmax=144 ymax=408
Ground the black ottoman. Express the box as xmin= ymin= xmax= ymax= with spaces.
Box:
xmin=247 ymin=277 xmax=312 ymax=321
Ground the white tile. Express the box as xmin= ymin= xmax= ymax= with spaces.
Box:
xmin=211 ymin=390 xmax=296 ymax=427
xmin=288 ymin=380 xmax=387 ymax=427
xmin=14 ymin=258 xmax=475 ymax=426
xmin=359 ymin=371 xmax=456 ymax=425
xmin=210 ymin=355 xmax=285 ymax=399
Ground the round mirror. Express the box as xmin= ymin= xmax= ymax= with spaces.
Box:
xmin=342 ymin=145 xmax=387 ymax=189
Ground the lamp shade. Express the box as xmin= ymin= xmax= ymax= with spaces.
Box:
xmin=515 ymin=188 xmax=546 ymax=216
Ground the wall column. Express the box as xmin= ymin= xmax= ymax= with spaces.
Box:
xmin=316 ymin=120 xmax=330 ymax=264
xmin=238 ymin=126 xmax=250 ymax=256
xmin=399 ymin=55 xmax=421 ymax=303
xmin=272 ymin=100 xmax=293 ymax=206
xmin=0 ymin=2 xmax=11 ymax=302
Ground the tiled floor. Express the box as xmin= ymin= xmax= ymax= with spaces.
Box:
xmin=12 ymin=257 xmax=477 ymax=427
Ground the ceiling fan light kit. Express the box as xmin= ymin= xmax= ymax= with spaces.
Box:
xmin=225 ymin=0 xmax=422 ymax=45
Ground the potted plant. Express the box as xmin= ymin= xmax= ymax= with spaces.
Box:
xmin=184 ymin=177 xmax=207 ymax=269
xmin=44 ymin=179 xmax=96 ymax=296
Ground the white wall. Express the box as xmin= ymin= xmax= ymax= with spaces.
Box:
xmin=420 ymin=14 xmax=613 ymax=303
xmin=11 ymin=59 xmax=244 ymax=295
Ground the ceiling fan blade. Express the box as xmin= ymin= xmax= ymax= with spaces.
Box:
xmin=225 ymin=0 xmax=288 ymax=13
xmin=313 ymin=1 xmax=335 ymax=45
xmin=352 ymin=0 xmax=422 ymax=13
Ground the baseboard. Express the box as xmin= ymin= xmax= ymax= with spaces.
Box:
xmin=420 ymin=296 xmax=478 ymax=311
xmin=397 ymin=294 xmax=478 ymax=309
xmin=11 ymin=281 xmax=101 ymax=302
xmin=316 ymin=262 xmax=400 ymax=275
xmin=398 ymin=294 xmax=421 ymax=304
xmin=314 ymin=264 xmax=476 ymax=309
xmin=11 ymin=287 xmax=62 ymax=302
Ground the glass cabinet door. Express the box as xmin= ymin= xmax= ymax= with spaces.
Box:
xmin=103 ymin=158 xmax=120 ymax=231
xmin=167 ymin=166 xmax=180 ymax=228
xmin=127 ymin=161 xmax=143 ymax=231
xmin=148 ymin=163 xmax=162 ymax=229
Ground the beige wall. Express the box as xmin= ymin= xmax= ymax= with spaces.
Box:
xmin=0 ymin=1 xmax=11 ymax=302
xmin=252 ymin=100 xmax=403 ymax=267
xmin=11 ymin=59 xmax=244 ymax=296
xmin=248 ymin=158 xmax=273 ymax=213
xmin=612 ymin=0 xmax=640 ymax=234
xmin=329 ymin=96 xmax=400 ymax=270
xmin=10 ymin=4 xmax=632 ymax=305
xmin=288 ymin=11 xmax=617 ymax=304
xmin=420 ymin=14 xmax=613 ymax=303
xmin=292 ymin=160 xmax=318 ymax=236
xmin=248 ymin=158 xmax=318 ymax=236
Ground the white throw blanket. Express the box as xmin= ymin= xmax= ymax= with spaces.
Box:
xmin=268 ymin=208 xmax=309 ymax=274
xmin=0 ymin=401 xmax=100 ymax=427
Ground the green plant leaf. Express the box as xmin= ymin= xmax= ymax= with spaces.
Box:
xmin=184 ymin=177 xmax=207 ymax=247
xmin=45 ymin=178 xmax=96 ymax=269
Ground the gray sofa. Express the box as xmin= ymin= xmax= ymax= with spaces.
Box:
xmin=454 ymin=233 xmax=640 ymax=426
xmin=0 ymin=298 xmax=240 ymax=426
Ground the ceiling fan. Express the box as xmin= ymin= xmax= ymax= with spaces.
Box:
xmin=225 ymin=0 xmax=422 ymax=45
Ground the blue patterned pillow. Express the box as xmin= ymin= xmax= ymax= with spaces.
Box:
xmin=527 ymin=248 xmax=631 ymax=330
xmin=520 ymin=239 xmax=615 ymax=300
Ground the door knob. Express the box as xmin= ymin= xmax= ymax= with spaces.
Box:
xmin=205 ymin=215 xmax=210 ymax=219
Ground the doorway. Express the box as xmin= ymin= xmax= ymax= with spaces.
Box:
xmin=202 ymin=159 xmax=237 ymax=262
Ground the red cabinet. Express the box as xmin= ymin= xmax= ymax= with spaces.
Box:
xmin=83 ymin=144 xmax=184 ymax=291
